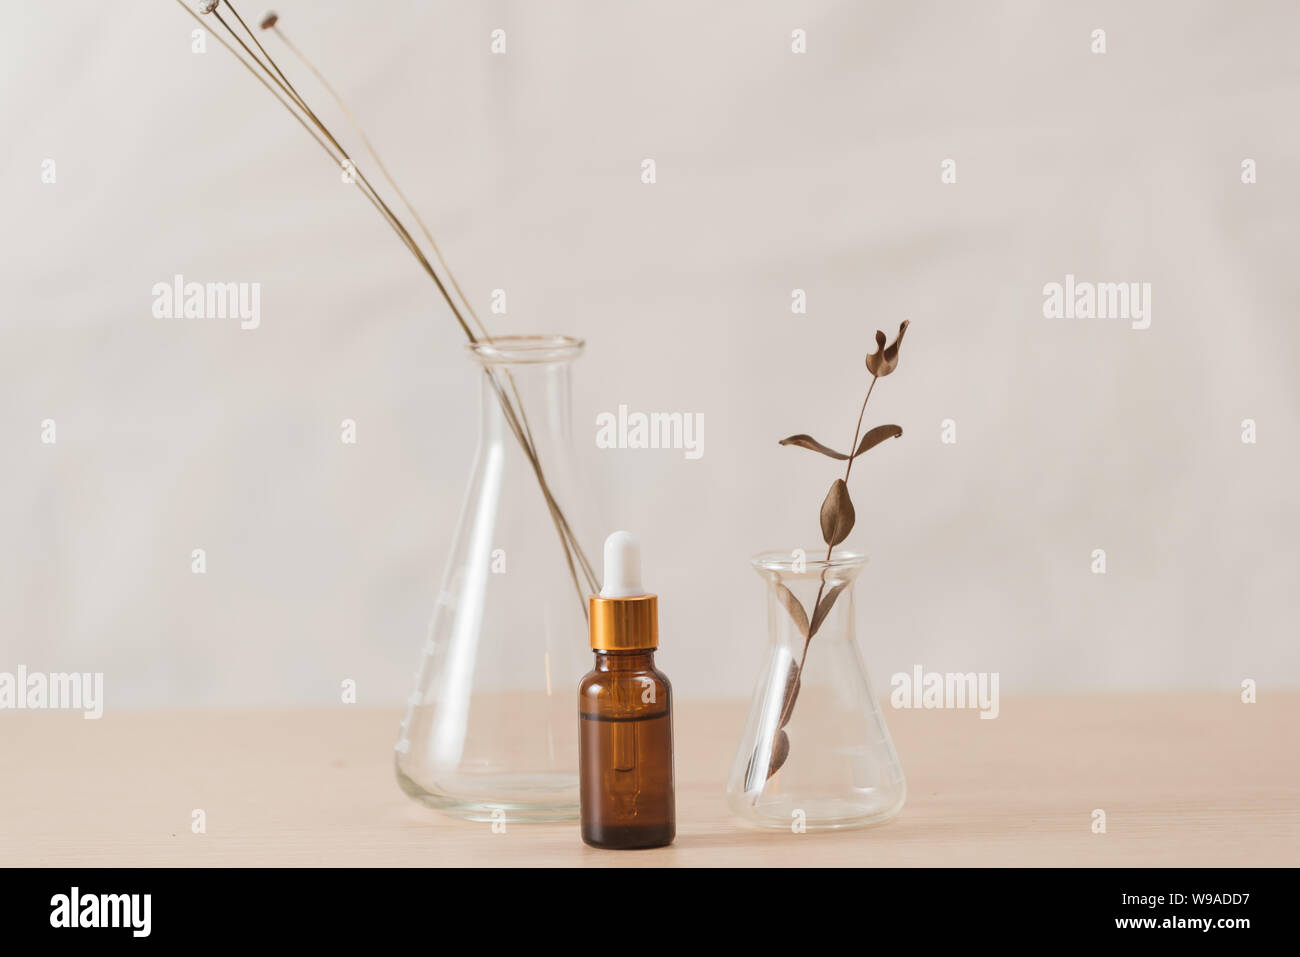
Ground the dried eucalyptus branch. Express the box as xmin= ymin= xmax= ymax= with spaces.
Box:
xmin=751 ymin=320 xmax=910 ymax=787
xmin=174 ymin=1 xmax=598 ymax=607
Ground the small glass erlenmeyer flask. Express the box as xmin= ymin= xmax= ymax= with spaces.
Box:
xmin=726 ymin=550 xmax=906 ymax=829
xmin=395 ymin=335 xmax=600 ymax=822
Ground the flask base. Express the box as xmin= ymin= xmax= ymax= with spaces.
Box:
xmin=396 ymin=762 xmax=579 ymax=823
xmin=726 ymin=786 xmax=906 ymax=831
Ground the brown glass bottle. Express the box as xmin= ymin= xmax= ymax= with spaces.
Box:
xmin=579 ymin=532 xmax=675 ymax=849
xmin=579 ymin=648 xmax=675 ymax=849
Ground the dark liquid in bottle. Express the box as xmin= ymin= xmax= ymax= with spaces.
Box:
xmin=579 ymin=653 xmax=675 ymax=849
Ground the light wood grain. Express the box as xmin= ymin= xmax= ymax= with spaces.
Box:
xmin=1 ymin=694 xmax=1295 ymax=866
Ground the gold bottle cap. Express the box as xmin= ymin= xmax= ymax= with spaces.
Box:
xmin=589 ymin=532 xmax=658 ymax=650
xmin=589 ymin=594 xmax=659 ymax=651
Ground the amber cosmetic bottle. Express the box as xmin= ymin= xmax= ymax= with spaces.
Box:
xmin=579 ymin=532 xmax=676 ymax=849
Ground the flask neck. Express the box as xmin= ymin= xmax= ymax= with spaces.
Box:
xmin=468 ymin=335 xmax=582 ymax=448
xmin=476 ymin=360 xmax=574 ymax=448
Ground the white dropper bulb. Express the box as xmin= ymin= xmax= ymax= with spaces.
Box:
xmin=599 ymin=531 xmax=644 ymax=598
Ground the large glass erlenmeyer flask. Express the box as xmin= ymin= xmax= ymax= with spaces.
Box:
xmin=396 ymin=335 xmax=599 ymax=822
xmin=726 ymin=550 xmax=906 ymax=829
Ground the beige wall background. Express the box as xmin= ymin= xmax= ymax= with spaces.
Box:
xmin=3 ymin=0 xmax=1297 ymax=708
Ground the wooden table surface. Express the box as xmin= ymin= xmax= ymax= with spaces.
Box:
xmin=2 ymin=694 xmax=1295 ymax=867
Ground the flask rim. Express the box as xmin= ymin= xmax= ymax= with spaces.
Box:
xmin=750 ymin=549 xmax=868 ymax=577
xmin=467 ymin=334 xmax=585 ymax=365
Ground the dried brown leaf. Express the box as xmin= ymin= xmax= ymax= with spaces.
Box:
xmin=778 ymin=434 xmax=850 ymax=461
xmin=865 ymin=320 xmax=910 ymax=377
xmin=766 ymin=730 xmax=791 ymax=779
xmin=744 ymin=666 xmax=801 ymax=789
xmin=808 ymin=579 xmax=850 ymax=638
xmin=774 ymin=583 xmax=809 ymax=639
xmin=744 ymin=731 xmax=791 ymax=788
xmin=777 ymin=660 xmax=802 ymax=729
xmin=819 ymin=478 xmax=856 ymax=547
xmin=853 ymin=424 xmax=903 ymax=458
